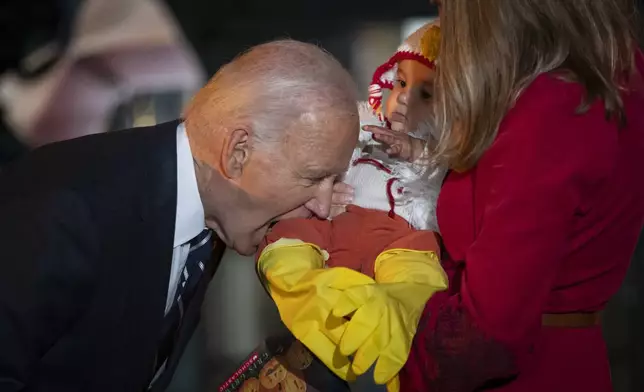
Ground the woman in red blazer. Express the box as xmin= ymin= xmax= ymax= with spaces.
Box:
xmin=361 ymin=0 xmax=644 ymax=391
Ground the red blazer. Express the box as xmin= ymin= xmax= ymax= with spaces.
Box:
xmin=400 ymin=53 xmax=644 ymax=392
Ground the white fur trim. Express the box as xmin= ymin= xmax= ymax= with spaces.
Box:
xmin=344 ymin=154 xmax=446 ymax=231
xmin=349 ymin=101 xmax=385 ymax=163
xmin=341 ymin=101 xmax=447 ymax=231
xmin=409 ymin=117 xmax=441 ymax=142
xmin=380 ymin=64 xmax=398 ymax=85
xmin=357 ymin=100 xmax=384 ymax=144
xmin=358 ymin=101 xmax=384 ymax=127
xmin=389 ymin=160 xmax=447 ymax=232
xmin=397 ymin=42 xmax=414 ymax=53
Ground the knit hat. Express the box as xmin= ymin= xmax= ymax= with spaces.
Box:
xmin=368 ymin=20 xmax=441 ymax=122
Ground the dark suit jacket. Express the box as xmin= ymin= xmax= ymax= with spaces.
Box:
xmin=0 ymin=120 xmax=223 ymax=392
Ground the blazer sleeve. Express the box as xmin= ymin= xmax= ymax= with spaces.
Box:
xmin=400 ymin=76 xmax=614 ymax=391
xmin=0 ymin=190 xmax=99 ymax=391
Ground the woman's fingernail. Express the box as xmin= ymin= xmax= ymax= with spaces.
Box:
xmin=343 ymin=195 xmax=354 ymax=203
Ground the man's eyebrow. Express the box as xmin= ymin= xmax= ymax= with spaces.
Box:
xmin=306 ymin=169 xmax=334 ymax=179
xmin=301 ymin=165 xmax=344 ymax=179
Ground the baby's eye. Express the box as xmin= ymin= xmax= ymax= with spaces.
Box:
xmin=420 ymin=89 xmax=433 ymax=101
xmin=396 ymin=79 xmax=407 ymax=88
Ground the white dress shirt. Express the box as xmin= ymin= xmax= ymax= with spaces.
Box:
xmin=165 ymin=123 xmax=206 ymax=314
xmin=150 ymin=123 xmax=206 ymax=387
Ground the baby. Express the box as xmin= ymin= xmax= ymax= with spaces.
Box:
xmin=256 ymin=21 xmax=447 ymax=391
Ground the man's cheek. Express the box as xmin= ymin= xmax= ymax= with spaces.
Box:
xmin=279 ymin=206 xmax=313 ymax=220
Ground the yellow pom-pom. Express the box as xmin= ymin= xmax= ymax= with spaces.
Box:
xmin=420 ymin=25 xmax=441 ymax=62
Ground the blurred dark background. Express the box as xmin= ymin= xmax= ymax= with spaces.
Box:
xmin=0 ymin=1 xmax=642 ymax=391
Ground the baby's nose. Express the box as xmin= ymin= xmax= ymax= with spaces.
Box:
xmin=397 ymin=91 xmax=410 ymax=105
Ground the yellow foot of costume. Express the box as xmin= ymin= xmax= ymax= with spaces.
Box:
xmin=386 ymin=375 xmax=400 ymax=392
xmin=256 ymin=238 xmax=375 ymax=381
xmin=257 ymin=240 xmax=448 ymax=389
xmin=333 ymin=248 xmax=448 ymax=384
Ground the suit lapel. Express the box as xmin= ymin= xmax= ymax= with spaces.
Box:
xmin=128 ymin=121 xmax=180 ymax=388
xmin=149 ymin=238 xmax=227 ymax=391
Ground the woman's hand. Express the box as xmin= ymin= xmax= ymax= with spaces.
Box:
xmin=330 ymin=182 xmax=354 ymax=218
xmin=364 ymin=125 xmax=426 ymax=162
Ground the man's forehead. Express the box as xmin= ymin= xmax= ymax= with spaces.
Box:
xmin=300 ymin=159 xmax=349 ymax=177
xmin=291 ymin=140 xmax=352 ymax=176
xmin=284 ymin=114 xmax=357 ymax=172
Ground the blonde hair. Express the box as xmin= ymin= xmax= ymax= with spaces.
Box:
xmin=433 ymin=0 xmax=640 ymax=171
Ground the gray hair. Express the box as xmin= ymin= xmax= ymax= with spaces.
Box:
xmin=184 ymin=40 xmax=358 ymax=157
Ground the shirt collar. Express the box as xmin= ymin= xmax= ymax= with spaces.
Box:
xmin=174 ymin=123 xmax=206 ymax=247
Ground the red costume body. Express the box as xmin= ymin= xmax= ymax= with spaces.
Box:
xmin=400 ymin=53 xmax=644 ymax=391
xmin=262 ymin=205 xmax=441 ymax=278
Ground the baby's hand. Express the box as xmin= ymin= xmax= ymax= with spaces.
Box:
xmin=330 ymin=182 xmax=354 ymax=218
xmin=365 ymin=125 xmax=426 ymax=162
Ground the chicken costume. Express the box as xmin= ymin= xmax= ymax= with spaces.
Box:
xmin=255 ymin=22 xmax=448 ymax=391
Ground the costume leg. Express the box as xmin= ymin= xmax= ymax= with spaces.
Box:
xmin=257 ymin=217 xmax=332 ymax=257
xmin=329 ymin=206 xmax=440 ymax=277
xmin=386 ymin=229 xmax=441 ymax=257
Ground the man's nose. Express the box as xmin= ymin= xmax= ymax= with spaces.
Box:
xmin=305 ymin=178 xmax=333 ymax=219
xmin=304 ymin=197 xmax=331 ymax=219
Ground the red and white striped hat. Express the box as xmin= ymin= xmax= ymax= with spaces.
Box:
xmin=368 ymin=20 xmax=441 ymax=122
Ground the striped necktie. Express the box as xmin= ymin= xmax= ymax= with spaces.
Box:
xmin=152 ymin=229 xmax=213 ymax=381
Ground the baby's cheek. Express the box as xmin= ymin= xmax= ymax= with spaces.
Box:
xmin=385 ymin=90 xmax=400 ymax=119
xmin=407 ymin=100 xmax=435 ymax=130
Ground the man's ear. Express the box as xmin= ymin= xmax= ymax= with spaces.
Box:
xmin=220 ymin=128 xmax=251 ymax=179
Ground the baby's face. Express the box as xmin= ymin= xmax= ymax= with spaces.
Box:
xmin=385 ymin=59 xmax=436 ymax=132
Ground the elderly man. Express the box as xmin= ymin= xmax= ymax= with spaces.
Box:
xmin=0 ymin=40 xmax=359 ymax=392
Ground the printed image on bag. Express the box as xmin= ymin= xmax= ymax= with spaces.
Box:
xmin=218 ymin=334 xmax=349 ymax=392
